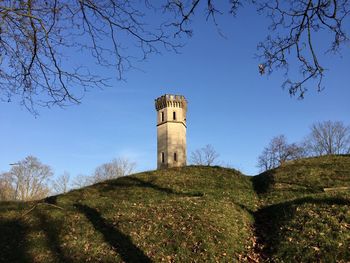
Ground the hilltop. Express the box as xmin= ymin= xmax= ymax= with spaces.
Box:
xmin=0 ymin=156 xmax=349 ymax=262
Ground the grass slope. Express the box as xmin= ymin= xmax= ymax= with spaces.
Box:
xmin=0 ymin=166 xmax=258 ymax=262
xmin=0 ymin=156 xmax=349 ymax=262
xmin=253 ymin=155 xmax=350 ymax=262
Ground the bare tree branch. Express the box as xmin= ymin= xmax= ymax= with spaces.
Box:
xmin=1 ymin=0 xmax=349 ymax=113
xmin=257 ymin=0 xmax=349 ymax=98
xmin=0 ymin=0 xmax=182 ymax=114
xmin=163 ymin=0 xmax=349 ymax=97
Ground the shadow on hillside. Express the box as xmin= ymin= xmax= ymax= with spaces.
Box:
xmin=34 ymin=210 xmax=73 ymax=263
xmin=74 ymin=203 xmax=152 ymax=263
xmin=100 ymin=176 xmax=203 ymax=197
xmin=252 ymin=170 xmax=324 ymax=195
xmin=0 ymin=219 xmax=31 ymax=263
xmin=0 ymin=201 xmax=27 ymax=213
xmin=44 ymin=195 xmax=58 ymax=205
xmin=252 ymin=170 xmax=276 ymax=194
xmin=235 ymin=202 xmax=255 ymax=215
xmin=253 ymin=196 xmax=350 ymax=260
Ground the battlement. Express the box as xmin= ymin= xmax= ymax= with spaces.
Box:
xmin=155 ymin=94 xmax=187 ymax=111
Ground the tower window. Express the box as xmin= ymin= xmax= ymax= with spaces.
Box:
xmin=173 ymin=111 xmax=176 ymax=120
xmin=161 ymin=111 xmax=164 ymax=122
xmin=161 ymin=152 xmax=165 ymax=163
xmin=174 ymin=152 xmax=177 ymax=162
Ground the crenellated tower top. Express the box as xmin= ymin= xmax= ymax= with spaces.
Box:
xmin=155 ymin=94 xmax=187 ymax=112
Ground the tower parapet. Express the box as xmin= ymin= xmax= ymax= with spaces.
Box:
xmin=155 ymin=94 xmax=187 ymax=169
xmin=155 ymin=94 xmax=187 ymax=112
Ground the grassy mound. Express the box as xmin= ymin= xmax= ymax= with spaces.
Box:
xmin=0 ymin=166 xmax=258 ymax=262
xmin=253 ymin=155 xmax=350 ymax=262
xmin=1 ymin=156 xmax=349 ymax=262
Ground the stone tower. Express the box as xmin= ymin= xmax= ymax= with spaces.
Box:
xmin=155 ymin=94 xmax=187 ymax=169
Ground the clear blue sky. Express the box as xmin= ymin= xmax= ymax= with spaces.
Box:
xmin=1 ymin=4 xmax=349 ymax=178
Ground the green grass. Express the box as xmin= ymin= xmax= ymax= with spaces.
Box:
xmin=0 ymin=156 xmax=349 ymax=262
xmin=0 ymin=166 xmax=257 ymax=262
xmin=253 ymin=155 xmax=350 ymax=262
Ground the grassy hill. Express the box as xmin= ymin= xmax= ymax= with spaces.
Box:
xmin=253 ymin=155 xmax=350 ymax=262
xmin=0 ymin=156 xmax=349 ymax=262
xmin=0 ymin=167 xmax=258 ymax=262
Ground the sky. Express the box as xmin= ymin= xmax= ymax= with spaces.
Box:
xmin=1 ymin=3 xmax=350 ymax=179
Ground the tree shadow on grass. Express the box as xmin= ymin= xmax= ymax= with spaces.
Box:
xmin=74 ymin=203 xmax=152 ymax=263
xmin=252 ymin=170 xmax=276 ymax=195
xmin=99 ymin=176 xmax=203 ymax=197
xmin=234 ymin=202 xmax=255 ymax=215
xmin=34 ymin=210 xmax=73 ymax=263
xmin=44 ymin=195 xmax=58 ymax=205
xmin=253 ymin=196 xmax=350 ymax=261
xmin=0 ymin=201 xmax=29 ymax=214
xmin=0 ymin=219 xmax=30 ymax=263
xmin=252 ymin=169 xmax=323 ymax=195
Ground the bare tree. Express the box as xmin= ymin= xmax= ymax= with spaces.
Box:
xmin=164 ymin=0 xmax=349 ymax=97
xmin=71 ymin=174 xmax=94 ymax=189
xmin=52 ymin=171 xmax=70 ymax=194
xmin=0 ymin=1 xmax=180 ymax=113
xmin=191 ymin=144 xmax=220 ymax=166
xmin=190 ymin=149 xmax=204 ymax=166
xmin=256 ymin=0 xmax=349 ymax=98
xmin=93 ymin=157 xmax=136 ymax=183
xmin=257 ymin=135 xmax=306 ymax=172
xmin=0 ymin=172 xmax=15 ymax=201
xmin=8 ymin=156 xmax=53 ymax=201
xmin=1 ymin=1 xmax=349 ymax=113
xmin=305 ymin=121 xmax=350 ymax=156
xmin=71 ymin=157 xmax=136 ymax=189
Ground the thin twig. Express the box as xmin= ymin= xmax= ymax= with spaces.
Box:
xmin=21 ymin=202 xmax=64 ymax=218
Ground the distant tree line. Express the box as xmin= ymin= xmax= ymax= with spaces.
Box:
xmin=2 ymin=120 xmax=348 ymax=201
xmin=0 ymin=156 xmax=136 ymax=202
xmin=258 ymin=120 xmax=350 ymax=172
